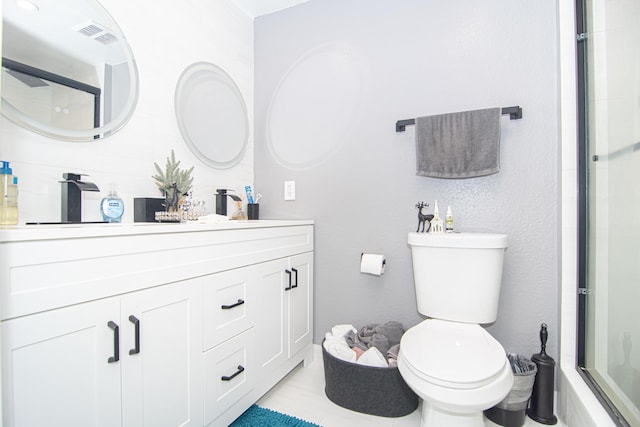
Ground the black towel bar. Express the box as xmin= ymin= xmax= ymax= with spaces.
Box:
xmin=395 ymin=106 xmax=523 ymax=132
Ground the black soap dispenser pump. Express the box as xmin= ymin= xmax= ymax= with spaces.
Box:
xmin=527 ymin=323 xmax=558 ymax=425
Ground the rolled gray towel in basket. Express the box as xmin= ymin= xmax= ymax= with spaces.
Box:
xmin=344 ymin=330 xmax=368 ymax=351
xmin=356 ymin=324 xmax=378 ymax=346
xmin=375 ymin=321 xmax=405 ymax=347
xmin=387 ymin=344 xmax=401 ymax=367
xmin=370 ymin=334 xmax=390 ymax=355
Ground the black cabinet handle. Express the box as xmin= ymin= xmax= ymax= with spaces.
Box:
xmin=221 ymin=299 xmax=245 ymax=310
xmin=129 ymin=315 xmax=140 ymax=355
xmin=107 ymin=321 xmax=119 ymax=363
xmin=291 ymin=268 xmax=299 ymax=289
xmin=285 ymin=269 xmax=292 ymax=291
xmin=221 ymin=365 xmax=245 ymax=381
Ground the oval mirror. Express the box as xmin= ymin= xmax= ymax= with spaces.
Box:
xmin=1 ymin=0 xmax=139 ymax=141
xmin=175 ymin=62 xmax=248 ymax=169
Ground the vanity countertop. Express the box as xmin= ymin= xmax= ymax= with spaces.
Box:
xmin=0 ymin=219 xmax=314 ymax=243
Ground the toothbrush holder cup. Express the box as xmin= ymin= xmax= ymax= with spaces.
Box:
xmin=247 ymin=203 xmax=259 ymax=220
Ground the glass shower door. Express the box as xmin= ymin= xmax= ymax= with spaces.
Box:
xmin=580 ymin=0 xmax=640 ymax=425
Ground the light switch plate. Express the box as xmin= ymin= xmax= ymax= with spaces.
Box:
xmin=284 ymin=180 xmax=296 ymax=201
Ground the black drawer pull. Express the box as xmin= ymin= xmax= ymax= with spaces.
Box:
xmin=291 ymin=268 xmax=298 ymax=289
xmin=221 ymin=299 xmax=245 ymax=310
xmin=285 ymin=269 xmax=292 ymax=291
xmin=129 ymin=315 xmax=141 ymax=355
xmin=221 ymin=365 xmax=245 ymax=381
xmin=107 ymin=321 xmax=119 ymax=363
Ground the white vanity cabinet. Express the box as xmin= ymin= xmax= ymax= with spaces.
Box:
xmin=0 ymin=221 xmax=314 ymax=427
xmin=254 ymin=253 xmax=313 ymax=385
xmin=2 ymin=298 xmax=123 ymax=427
xmin=1 ymin=278 xmax=203 ymax=427
xmin=202 ymin=266 xmax=258 ymax=426
xmin=120 ymin=279 xmax=203 ymax=427
xmin=287 ymin=253 xmax=313 ymax=359
xmin=201 ymin=250 xmax=314 ymax=427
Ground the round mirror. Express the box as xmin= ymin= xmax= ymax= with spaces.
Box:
xmin=1 ymin=0 xmax=139 ymax=141
xmin=175 ymin=62 xmax=248 ymax=169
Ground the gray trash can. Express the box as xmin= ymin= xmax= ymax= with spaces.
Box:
xmin=484 ymin=353 xmax=537 ymax=427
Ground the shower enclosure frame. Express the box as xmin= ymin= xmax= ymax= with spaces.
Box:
xmin=575 ymin=0 xmax=638 ymax=425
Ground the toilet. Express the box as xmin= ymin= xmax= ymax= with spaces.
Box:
xmin=398 ymin=232 xmax=513 ymax=427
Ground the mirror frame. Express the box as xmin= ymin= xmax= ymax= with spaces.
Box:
xmin=175 ymin=62 xmax=249 ymax=170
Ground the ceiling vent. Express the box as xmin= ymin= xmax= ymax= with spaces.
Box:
xmin=77 ymin=23 xmax=103 ymax=37
xmin=75 ymin=22 xmax=118 ymax=45
xmin=94 ymin=33 xmax=117 ymax=45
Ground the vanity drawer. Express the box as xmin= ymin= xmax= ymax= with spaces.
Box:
xmin=203 ymin=328 xmax=255 ymax=425
xmin=203 ymin=268 xmax=255 ymax=351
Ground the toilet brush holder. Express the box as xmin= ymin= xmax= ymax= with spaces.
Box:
xmin=527 ymin=323 xmax=558 ymax=425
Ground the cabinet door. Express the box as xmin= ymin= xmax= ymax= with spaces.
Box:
xmin=120 ymin=279 xmax=202 ymax=427
xmin=1 ymin=298 xmax=122 ymax=427
xmin=288 ymin=252 xmax=313 ymax=358
xmin=253 ymin=258 xmax=290 ymax=373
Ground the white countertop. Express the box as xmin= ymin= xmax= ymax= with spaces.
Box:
xmin=0 ymin=219 xmax=314 ymax=243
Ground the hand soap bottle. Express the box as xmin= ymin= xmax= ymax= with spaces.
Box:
xmin=1 ymin=161 xmax=18 ymax=225
xmin=100 ymin=184 xmax=124 ymax=223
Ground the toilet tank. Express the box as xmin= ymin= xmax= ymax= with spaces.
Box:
xmin=408 ymin=232 xmax=507 ymax=324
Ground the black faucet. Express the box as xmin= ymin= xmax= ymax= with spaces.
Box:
xmin=60 ymin=173 xmax=100 ymax=223
xmin=215 ymin=189 xmax=242 ymax=216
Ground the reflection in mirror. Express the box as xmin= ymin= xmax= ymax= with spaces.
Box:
xmin=1 ymin=0 xmax=139 ymax=141
xmin=3 ymin=58 xmax=101 ymax=133
xmin=175 ymin=62 xmax=249 ymax=169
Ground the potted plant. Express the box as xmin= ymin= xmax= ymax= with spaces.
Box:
xmin=152 ymin=150 xmax=194 ymax=213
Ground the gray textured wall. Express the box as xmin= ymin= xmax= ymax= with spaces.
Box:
xmin=254 ymin=0 xmax=560 ymax=359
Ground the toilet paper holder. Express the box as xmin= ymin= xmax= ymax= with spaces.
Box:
xmin=361 ymin=253 xmax=386 ymax=267
xmin=360 ymin=253 xmax=386 ymax=276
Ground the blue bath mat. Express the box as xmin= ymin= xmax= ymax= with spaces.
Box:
xmin=230 ymin=405 xmax=322 ymax=427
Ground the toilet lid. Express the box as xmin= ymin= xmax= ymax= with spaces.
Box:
xmin=401 ymin=319 xmax=507 ymax=388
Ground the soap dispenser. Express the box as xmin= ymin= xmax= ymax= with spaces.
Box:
xmin=100 ymin=183 xmax=124 ymax=223
xmin=1 ymin=161 xmax=18 ymax=225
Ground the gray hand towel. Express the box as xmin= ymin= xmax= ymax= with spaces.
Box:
xmin=415 ymin=107 xmax=501 ymax=179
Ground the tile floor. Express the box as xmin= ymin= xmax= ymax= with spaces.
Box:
xmin=257 ymin=345 xmax=564 ymax=427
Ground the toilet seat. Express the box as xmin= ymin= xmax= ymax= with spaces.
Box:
xmin=400 ymin=319 xmax=507 ymax=390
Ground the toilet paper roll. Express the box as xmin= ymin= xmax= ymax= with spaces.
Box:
xmin=360 ymin=253 xmax=386 ymax=276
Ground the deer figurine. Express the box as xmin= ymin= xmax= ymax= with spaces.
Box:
xmin=415 ymin=201 xmax=434 ymax=233
xmin=165 ymin=182 xmax=181 ymax=212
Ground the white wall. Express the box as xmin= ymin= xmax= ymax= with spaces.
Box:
xmin=0 ymin=0 xmax=254 ymax=224
xmin=255 ymin=0 xmax=561 ymax=360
